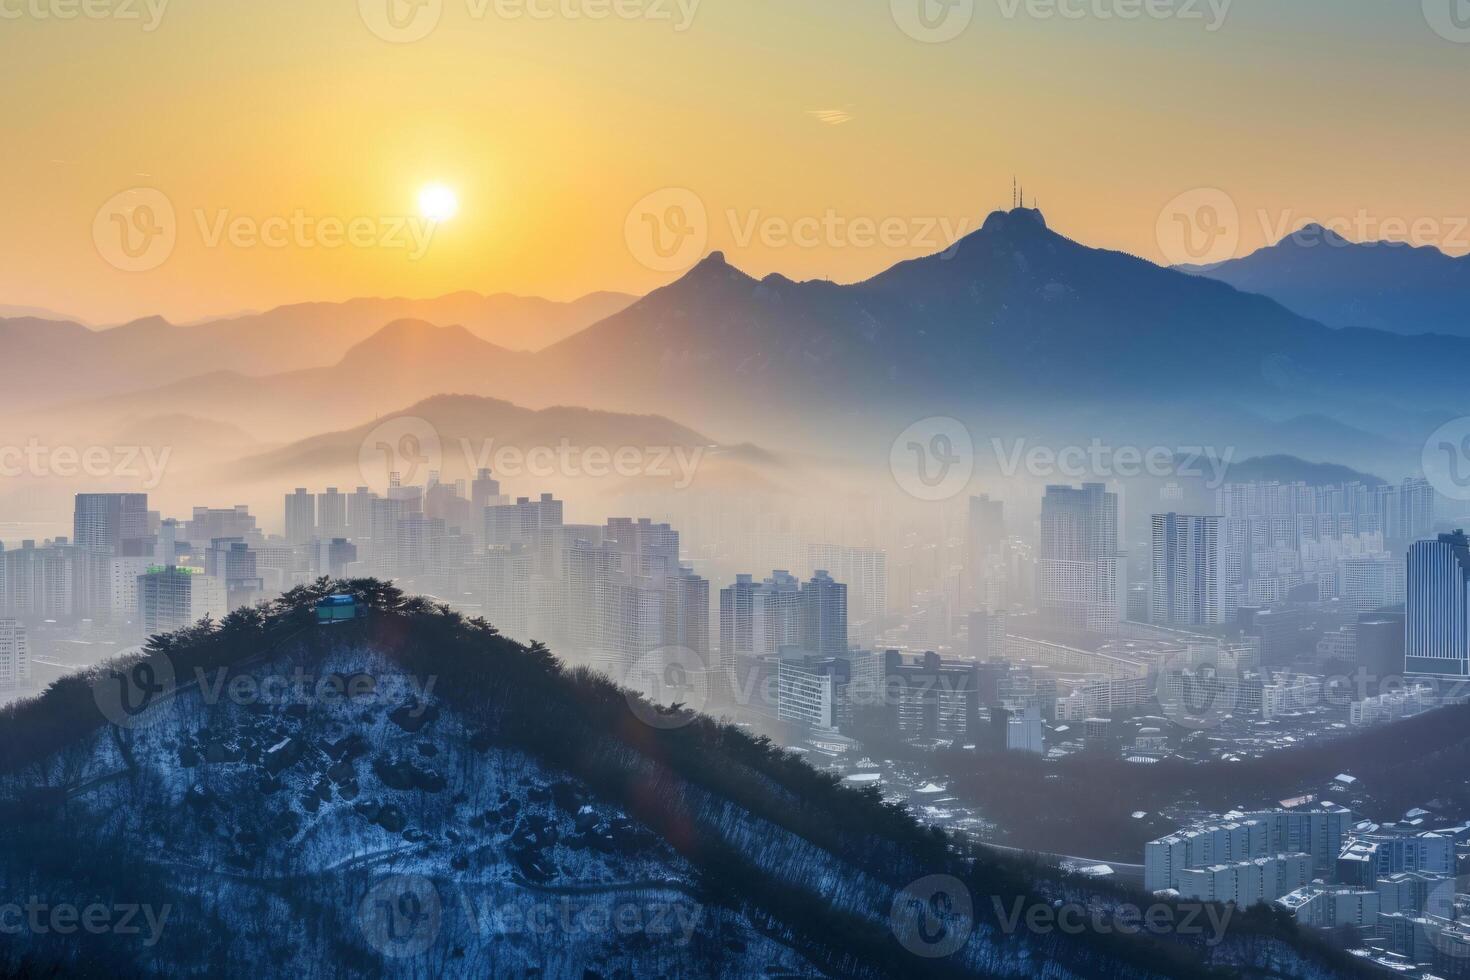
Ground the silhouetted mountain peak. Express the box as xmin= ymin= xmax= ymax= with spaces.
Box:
xmin=337 ymin=319 xmax=503 ymax=368
xmin=980 ymin=206 xmax=1048 ymax=234
xmin=112 ymin=314 xmax=176 ymax=335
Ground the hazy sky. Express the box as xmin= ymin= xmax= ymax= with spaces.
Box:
xmin=3 ymin=0 xmax=1468 ymax=324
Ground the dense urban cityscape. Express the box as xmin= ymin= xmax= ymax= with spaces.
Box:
xmin=4 ymin=456 xmax=1470 ymax=972
xmin=8 ymin=1 xmax=1470 ymax=976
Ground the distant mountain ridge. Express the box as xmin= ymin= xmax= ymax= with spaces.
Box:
xmin=11 ymin=207 xmax=1470 ymax=478
xmin=0 ymin=290 xmax=634 ymax=412
xmin=1178 ymin=222 xmax=1470 ymax=335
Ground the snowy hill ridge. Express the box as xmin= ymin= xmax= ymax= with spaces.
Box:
xmin=0 ymin=581 xmax=1371 ymax=978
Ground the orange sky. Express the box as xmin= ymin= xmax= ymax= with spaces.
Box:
xmin=2 ymin=0 xmax=1469 ymax=324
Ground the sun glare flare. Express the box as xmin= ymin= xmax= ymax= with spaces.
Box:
xmin=418 ymin=184 xmax=459 ymax=223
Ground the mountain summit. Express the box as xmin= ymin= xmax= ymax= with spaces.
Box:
xmin=1179 ymin=222 xmax=1470 ymax=335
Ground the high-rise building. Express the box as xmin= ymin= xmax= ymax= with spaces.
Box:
xmin=0 ymin=620 xmax=30 ymax=690
xmin=967 ymin=494 xmax=1007 ymax=611
xmin=0 ymin=539 xmax=108 ymax=620
xmin=137 ymin=565 xmax=228 ymax=635
xmin=1037 ymin=484 xmax=1123 ymax=633
xmin=559 ymin=517 xmax=709 ymax=674
xmin=347 ymin=487 xmax=377 ymax=539
xmin=719 ymin=570 xmax=848 ymax=665
xmin=205 ymin=539 xmax=264 ymax=611
xmin=73 ymin=493 xmax=150 ymax=555
xmin=880 ymin=650 xmax=981 ymax=738
xmin=1150 ymin=513 xmax=1222 ymax=627
xmin=1406 ymin=531 xmax=1470 ymax=678
xmin=801 ymin=570 xmax=847 ymax=657
xmin=471 ymin=468 xmax=507 ymax=509
xmin=463 ymin=546 xmax=533 ymax=639
xmin=1357 ymin=612 xmax=1405 ymax=679
xmin=184 ymin=506 xmax=259 ymax=547
xmin=318 ymin=488 xmax=348 ymax=539
xmin=109 ymin=555 xmax=157 ymax=619
xmin=807 ymin=544 xmax=887 ymax=646
xmin=285 ymin=489 xmax=316 ymax=545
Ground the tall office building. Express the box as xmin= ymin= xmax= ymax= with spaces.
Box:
xmin=560 ymin=517 xmax=709 ymax=674
xmin=73 ymin=493 xmax=150 ymax=555
xmin=0 ymin=620 xmax=30 ymax=690
xmin=347 ymin=487 xmax=377 ymax=539
xmin=1357 ymin=612 xmax=1405 ymax=679
xmin=471 ymin=468 xmax=507 ymax=509
xmin=720 ymin=570 xmax=849 ymax=665
xmin=802 ymin=571 xmax=848 ymax=656
xmin=807 ymin=544 xmax=886 ymax=646
xmin=137 ymin=566 xmax=228 ymax=635
xmin=318 ymin=488 xmax=348 ymax=539
xmin=284 ymin=489 xmax=316 ymax=545
xmin=1150 ymin=513 xmax=1222 ymax=627
xmin=0 ymin=539 xmax=108 ymax=621
xmin=184 ymin=506 xmax=258 ymax=546
xmin=1406 ymin=531 xmax=1470 ymax=678
xmin=205 ymin=539 xmax=264 ymax=610
xmin=967 ymin=494 xmax=1007 ymax=611
xmin=464 ymin=546 xmax=533 ymax=640
xmin=1037 ymin=484 xmax=1124 ymax=633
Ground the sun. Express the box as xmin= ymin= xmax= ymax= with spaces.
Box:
xmin=418 ymin=183 xmax=459 ymax=223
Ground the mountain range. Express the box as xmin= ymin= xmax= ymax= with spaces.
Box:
xmin=0 ymin=291 xmax=632 ymax=414
xmin=8 ymin=207 xmax=1470 ymax=482
xmin=1179 ymin=222 xmax=1470 ymax=336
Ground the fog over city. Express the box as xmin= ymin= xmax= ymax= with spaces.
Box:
xmin=5 ymin=2 xmax=1470 ymax=978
